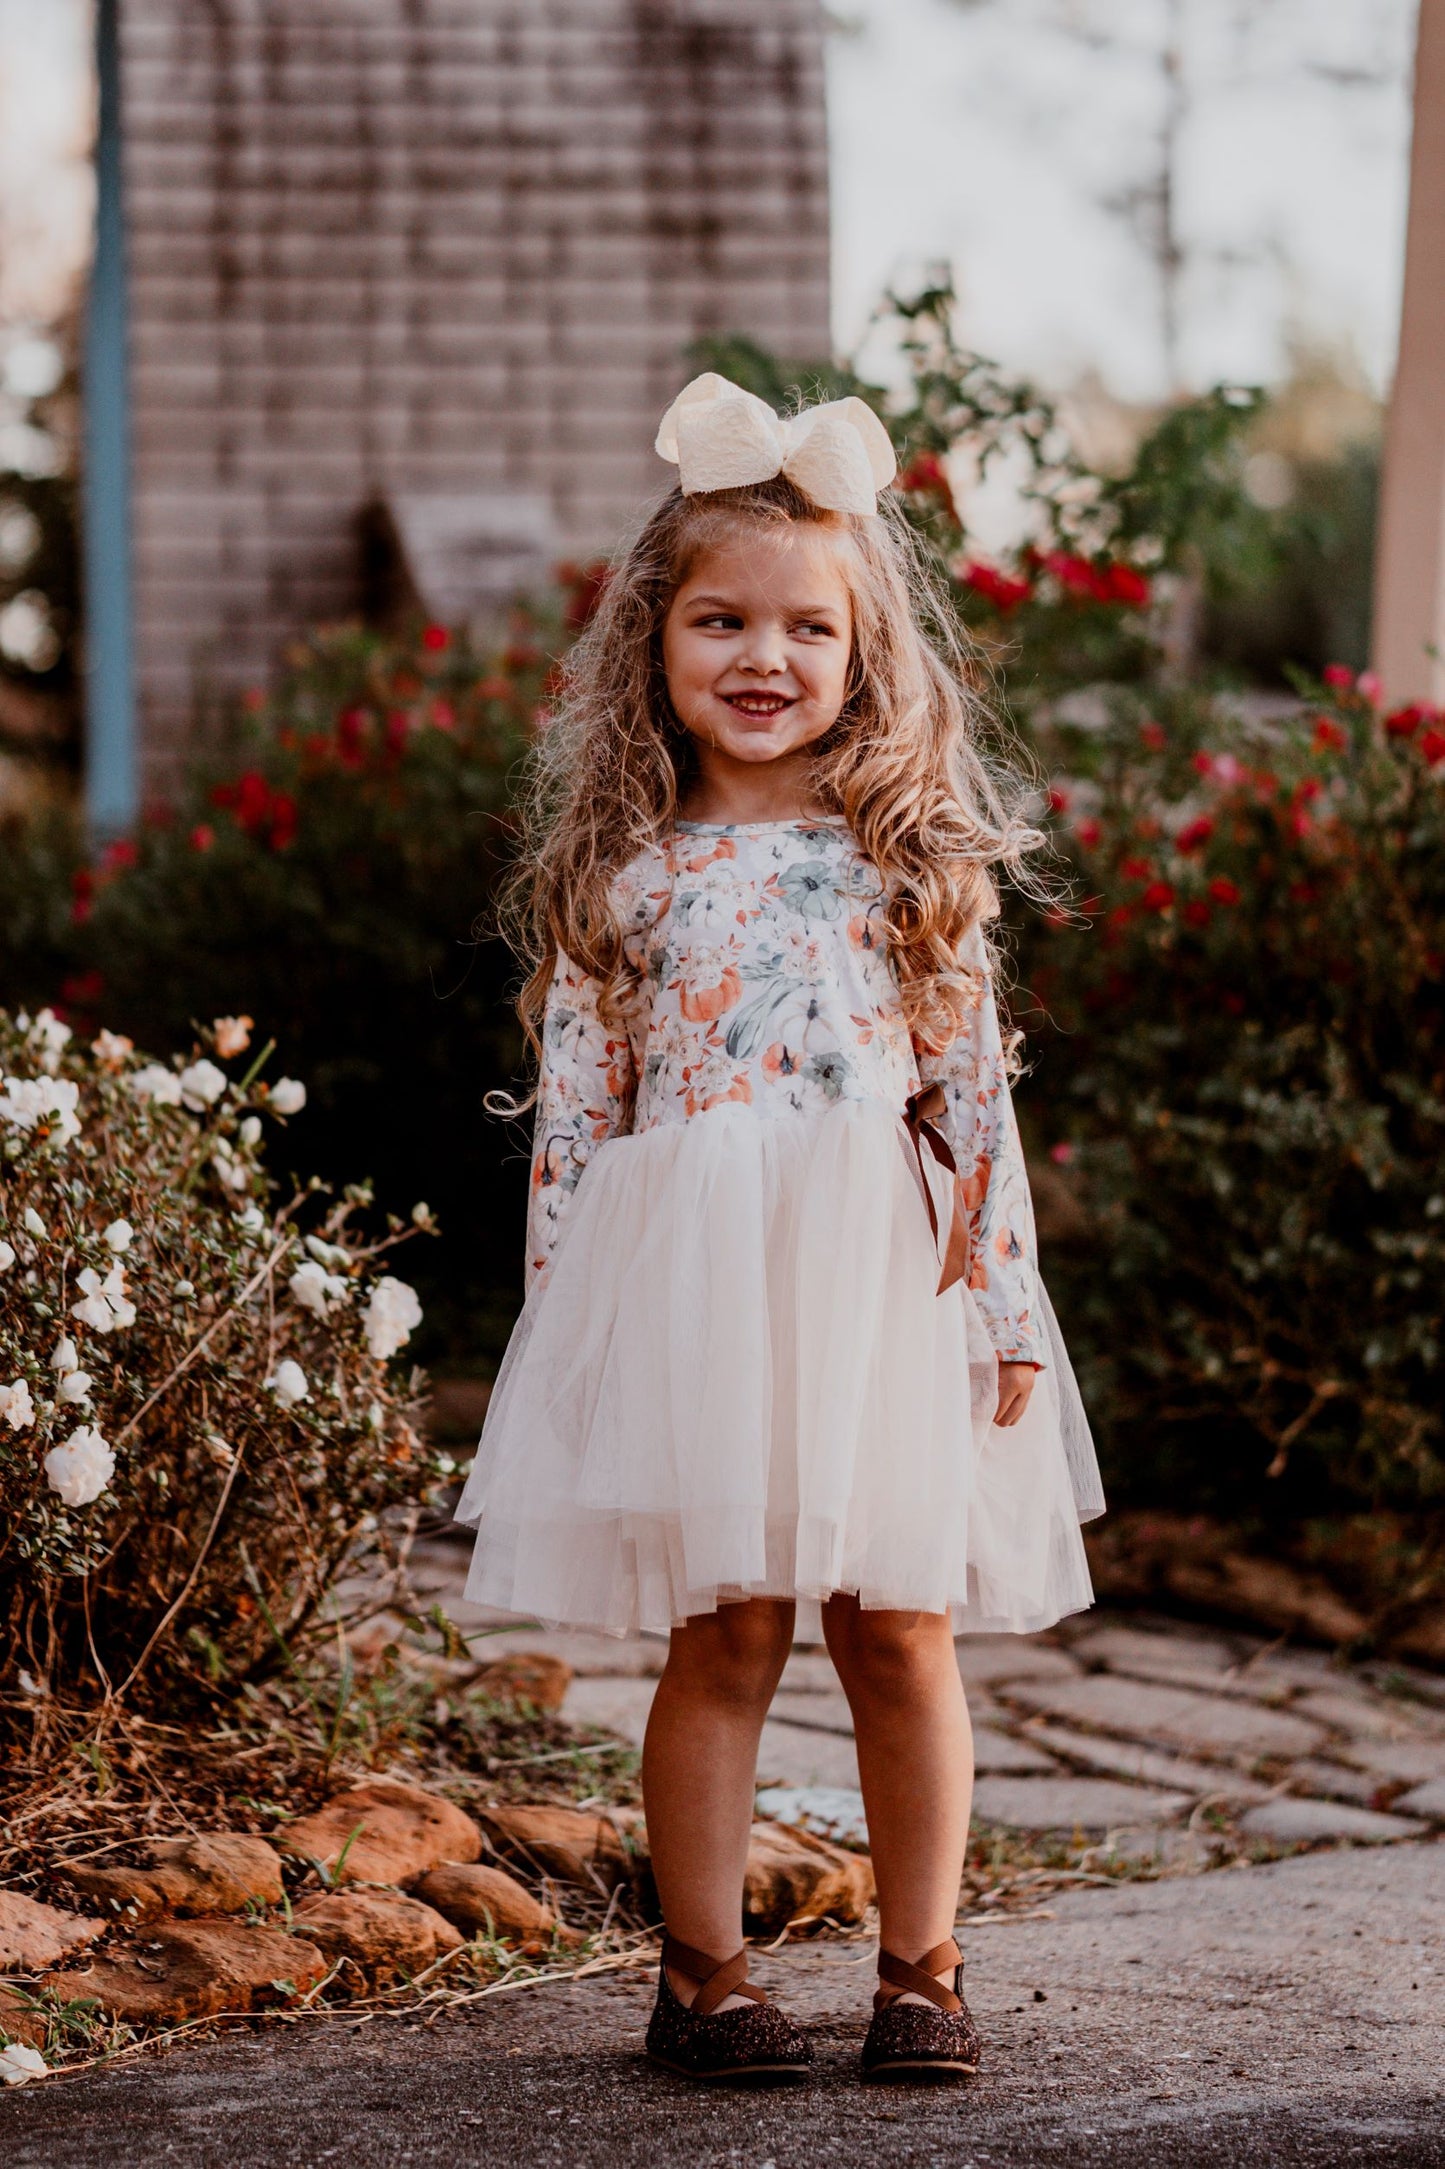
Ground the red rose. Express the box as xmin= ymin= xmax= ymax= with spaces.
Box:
xmin=1048 ymin=786 xmax=1070 ymax=813
xmin=1422 ymin=727 xmax=1445 ymax=766
xmin=1322 ymin=663 xmax=1354 ymax=691
xmin=1312 ymin=716 xmax=1348 ymax=751
xmin=190 ymin=823 xmax=215 ymax=853
xmin=1075 ymin=817 xmax=1102 ymax=849
xmin=1141 ymin=879 xmax=1175 ymax=912
xmin=1182 ymin=899 xmax=1211 ymax=927
xmin=1099 ymin=562 xmax=1150 ymax=607
xmin=421 ymin=624 xmax=451 ymax=653
xmin=1384 ymin=704 xmax=1426 ymax=738
xmin=1207 ymin=877 xmax=1241 ymax=905
xmin=1140 ymin=720 xmax=1168 ymax=750
xmin=1120 ymin=855 xmax=1154 ymax=880
xmin=235 ymin=771 xmax=272 ymax=832
xmin=961 ymin=561 xmax=1032 ymax=612
xmin=1175 ymin=816 xmax=1214 ymax=852
xmin=270 ymin=794 xmax=298 ymax=851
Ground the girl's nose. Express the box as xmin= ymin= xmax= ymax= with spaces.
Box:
xmin=737 ymin=626 xmax=788 ymax=674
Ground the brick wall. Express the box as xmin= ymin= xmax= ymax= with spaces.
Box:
xmin=119 ymin=0 xmax=831 ymax=787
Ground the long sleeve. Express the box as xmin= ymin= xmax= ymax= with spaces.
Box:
xmin=525 ymin=949 xmax=636 ymax=1294
xmin=916 ymin=927 xmax=1046 ymax=1367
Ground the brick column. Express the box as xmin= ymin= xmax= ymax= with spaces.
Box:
xmin=1372 ymin=0 xmax=1445 ymax=706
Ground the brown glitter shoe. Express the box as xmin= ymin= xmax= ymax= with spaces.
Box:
xmin=860 ymin=1938 xmax=981 ymax=2082
xmin=644 ymin=1934 xmax=811 ymax=2083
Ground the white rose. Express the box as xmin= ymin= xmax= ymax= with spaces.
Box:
xmin=212 ymin=1014 xmax=253 ymax=1058
xmin=234 ymin=1205 xmax=265 ymax=1236
xmin=270 ymin=1077 xmax=307 ymax=1116
xmin=361 ymin=1275 xmax=423 ymax=1360
xmin=91 ymin=1029 xmax=134 ymax=1063
xmin=303 ymin=1235 xmax=349 ymax=1271
xmin=174 ymin=1278 xmax=195 ymax=1299
xmin=72 ymin=1261 xmax=135 ymax=1334
xmin=411 ymin=1201 xmax=434 ymax=1228
xmin=239 ymin=1116 xmax=262 ymax=1148
xmin=0 ymin=1378 xmax=35 ymax=1431
xmin=28 ymin=1006 xmax=72 ymax=1073
xmin=43 ymin=1423 xmax=115 ymax=1507
xmin=0 ymin=1241 xmax=14 ymax=1271
xmin=0 ymin=2041 xmax=48 ymax=2086
xmin=50 ymin=1335 xmax=78 ymax=1373
xmin=0 ymin=1077 xmax=81 ymax=1145
xmin=128 ymin=1063 xmax=184 ymax=1106
xmin=267 ymin=1359 xmax=309 ymax=1408
xmin=57 ymin=1370 xmax=93 ymax=1404
xmin=179 ymin=1059 xmax=227 ymax=1111
xmin=288 ymin=1259 xmax=349 ymax=1317
xmin=212 ymin=1147 xmax=249 ymax=1193
xmin=103 ymin=1218 xmax=133 ymax=1253
xmin=23 ymin=1207 xmax=46 ymax=1237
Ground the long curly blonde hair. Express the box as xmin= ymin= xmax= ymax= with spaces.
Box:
xmin=503 ymin=474 xmax=1044 ymax=1063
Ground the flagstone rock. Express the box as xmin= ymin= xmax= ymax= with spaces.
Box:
xmin=0 ymin=1892 xmax=105 ymax=1971
xmin=1069 ymin=1624 xmax=1238 ymax=1680
xmin=1001 ymin=1674 xmax=1327 ymax=1763
xmin=0 ymin=1983 xmax=48 ymax=2050
xmin=954 ymin=1639 xmax=1082 ymax=1687
xmin=38 ymin=1920 xmax=326 ymax=2026
xmin=972 ymin=1775 xmax=1191 ymax=1833
xmin=971 ymin=1726 xmax=1060 ymax=1775
xmin=1336 ymin=1738 xmax=1445 ymax=1786
xmin=469 ymin=1650 xmax=573 ymax=1713
xmin=1290 ymin=1687 xmax=1441 ymax=1744
xmin=1393 ymin=1777 xmax=1445 ymax=1821
xmin=560 ymin=1675 xmax=656 ymax=1746
xmin=412 ymin=1863 xmax=574 ymax=1950
xmin=766 ymin=1688 xmax=858 ymax=1739
xmin=60 ymin=1835 xmax=284 ymax=1921
xmin=756 ymin=1717 xmax=861 ymax=1791
xmin=277 ymin=1777 xmax=481 ymax=1886
xmin=742 ymin=1820 xmax=874 ymax=1934
xmin=1288 ymin=1759 xmax=1395 ymax=1808
xmin=1238 ymin=1797 xmax=1428 ymax=1845
xmin=1024 ymin=1723 xmax=1268 ymax=1801
xmin=293 ymin=1892 xmax=463 ymax=1985
xmin=754 ymin=1785 xmax=870 ymax=1849
xmin=478 ymin=1803 xmax=646 ymax=1893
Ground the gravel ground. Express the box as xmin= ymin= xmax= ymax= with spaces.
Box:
xmin=7 ymin=1842 xmax=1442 ymax=2167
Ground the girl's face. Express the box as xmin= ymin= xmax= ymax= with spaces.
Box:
xmin=661 ymin=526 xmax=853 ymax=772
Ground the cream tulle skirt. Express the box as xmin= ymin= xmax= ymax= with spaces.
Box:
xmin=456 ymin=1100 xmax=1104 ymax=1639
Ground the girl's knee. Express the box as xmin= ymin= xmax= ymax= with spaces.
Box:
xmin=664 ymin=1599 xmax=793 ymax=1705
xmin=825 ymin=1601 xmax=955 ymax=1695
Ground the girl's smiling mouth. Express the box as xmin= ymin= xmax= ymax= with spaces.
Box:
xmin=722 ymin=692 xmax=796 ymax=717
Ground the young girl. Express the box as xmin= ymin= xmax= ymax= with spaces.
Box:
xmin=458 ymin=374 xmax=1103 ymax=2083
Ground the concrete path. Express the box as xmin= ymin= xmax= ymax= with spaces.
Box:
xmin=7 ymin=1843 xmax=1442 ymax=2165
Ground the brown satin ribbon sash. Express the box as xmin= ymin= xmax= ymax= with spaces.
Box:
xmin=904 ymin=1082 xmax=972 ymax=1296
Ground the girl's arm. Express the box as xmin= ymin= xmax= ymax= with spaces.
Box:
xmin=525 ymin=949 xmax=636 ymax=1293
xmin=915 ymin=924 xmax=1046 ymax=1369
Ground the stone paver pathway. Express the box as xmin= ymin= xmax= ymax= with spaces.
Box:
xmin=400 ymin=1531 xmax=1445 ymax=1859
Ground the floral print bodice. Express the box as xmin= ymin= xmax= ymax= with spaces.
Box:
xmin=527 ymin=819 xmax=1045 ymax=1365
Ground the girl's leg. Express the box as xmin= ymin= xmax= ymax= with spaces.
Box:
xmin=642 ymin=1596 xmax=796 ymax=2003
xmin=822 ymin=1596 xmax=973 ymax=1996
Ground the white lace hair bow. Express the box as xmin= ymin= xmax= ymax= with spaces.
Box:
xmin=655 ymin=372 xmax=897 ymax=516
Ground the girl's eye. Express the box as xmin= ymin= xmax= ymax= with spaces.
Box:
xmin=794 ymin=621 xmax=836 ymax=639
xmin=696 ymin=613 xmax=744 ymax=631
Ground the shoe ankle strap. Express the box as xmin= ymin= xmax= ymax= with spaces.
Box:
xmin=662 ymin=1934 xmax=766 ymax=2016
xmin=875 ymin=1938 xmax=963 ymax=2014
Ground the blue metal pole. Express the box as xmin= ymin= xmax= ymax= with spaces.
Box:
xmin=82 ymin=0 xmax=138 ymax=836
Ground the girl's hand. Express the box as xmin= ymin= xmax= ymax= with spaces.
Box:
xmin=994 ymin=1363 xmax=1038 ymax=1428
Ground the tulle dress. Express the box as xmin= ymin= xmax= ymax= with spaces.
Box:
xmin=456 ymin=818 xmax=1104 ymax=1638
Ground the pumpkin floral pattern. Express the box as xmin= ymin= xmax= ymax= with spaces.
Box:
xmin=526 ymin=818 xmax=1045 ymax=1364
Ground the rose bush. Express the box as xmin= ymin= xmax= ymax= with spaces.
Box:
xmin=0 ymin=1005 xmax=437 ymax=1719
xmin=1014 ymin=668 xmax=1445 ymax=1541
